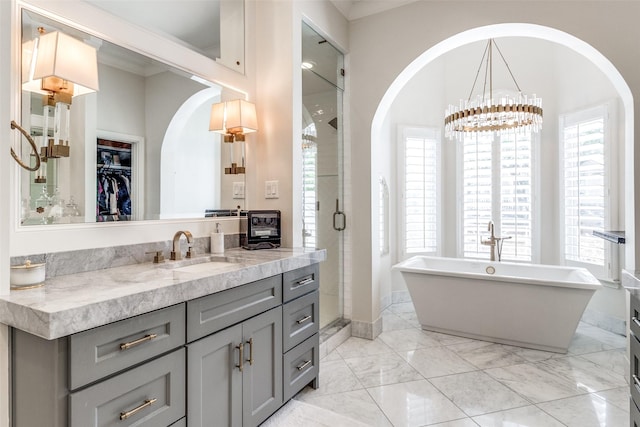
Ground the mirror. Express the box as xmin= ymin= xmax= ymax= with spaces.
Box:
xmin=19 ymin=8 xmax=247 ymax=226
xmin=85 ymin=0 xmax=245 ymax=74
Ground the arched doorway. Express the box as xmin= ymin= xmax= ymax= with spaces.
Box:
xmin=371 ymin=23 xmax=634 ymax=332
xmin=160 ymin=87 xmax=222 ymax=218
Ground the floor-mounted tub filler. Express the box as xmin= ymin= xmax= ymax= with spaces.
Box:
xmin=392 ymin=256 xmax=602 ymax=353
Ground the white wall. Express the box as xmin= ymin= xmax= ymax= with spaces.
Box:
xmin=253 ymin=0 xmax=348 ymax=250
xmin=350 ymin=1 xmax=639 ymax=333
xmin=97 ymin=64 xmax=146 ymax=137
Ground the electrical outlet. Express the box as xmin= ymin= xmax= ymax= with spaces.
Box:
xmin=265 ymin=180 xmax=279 ymax=199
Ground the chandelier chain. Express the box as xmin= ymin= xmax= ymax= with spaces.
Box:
xmin=467 ymin=41 xmax=490 ymax=103
xmin=493 ymin=41 xmax=522 ymax=93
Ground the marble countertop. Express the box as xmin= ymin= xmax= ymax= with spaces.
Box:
xmin=0 ymin=247 xmax=325 ymax=340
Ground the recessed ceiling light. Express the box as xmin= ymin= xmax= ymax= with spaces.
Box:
xmin=301 ymin=62 xmax=314 ymax=70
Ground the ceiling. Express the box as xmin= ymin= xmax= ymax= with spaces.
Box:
xmin=329 ymin=0 xmax=419 ymax=21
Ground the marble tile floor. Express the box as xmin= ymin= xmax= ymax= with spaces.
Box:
xmin=262 ymin=302 xmax=630 ymax=427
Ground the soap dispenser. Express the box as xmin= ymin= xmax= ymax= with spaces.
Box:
xmin=211 ymin=223 xmax=225 ymax=254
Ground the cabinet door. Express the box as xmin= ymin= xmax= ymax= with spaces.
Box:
xmin=242 ymin=307 xmax=283 ymax=427
xmin=187 ymin=324 xmax=243 ymax=427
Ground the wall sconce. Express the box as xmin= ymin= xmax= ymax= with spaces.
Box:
xmin=209 ymin=99 xmax=257 ymax=174
xmin=16 ymin=28 xmax=99 ymax=181
xmin=31 ymin=29 xmax=100 ymax=103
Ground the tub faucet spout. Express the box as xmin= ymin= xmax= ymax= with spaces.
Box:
xmin=171 ymin=230 xmax=194 ymax=260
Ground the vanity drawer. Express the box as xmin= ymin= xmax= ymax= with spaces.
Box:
xmin=631 ymin=293 xmax=640 ymax=338
xmin=283 ymin=264 xmax=319 ymax=302
xmin=187 ymin=274 xmax=282 ymax=342
xmin=69 ymin=303 xmax=186 ymax=390
xmin=283 ymin=290 xmax=319 ymax=352
xmin=631 ymin=331 xmax=640 ymax=406
xmin=69 ymin=348 xmax=185 ymax=427
xmin=283 ymin=334 xmax=319 ymax=401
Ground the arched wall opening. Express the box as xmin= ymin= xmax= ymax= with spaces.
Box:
xmin=160 ymin=87 xmax=222 ymax=218
xmin=371 ymin=23 xmax=634 ymax=331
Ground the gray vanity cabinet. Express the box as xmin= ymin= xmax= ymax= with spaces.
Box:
xmin=11 ymin=303 xmax=186 ymax=427
xmin=10 ymin=262 xmax=321 ymax=427
xmin=187 ymin=307 xmax=283 ymax=427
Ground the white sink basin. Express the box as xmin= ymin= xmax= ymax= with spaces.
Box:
xmin=173 ymin=261 xmax=235 ymax=274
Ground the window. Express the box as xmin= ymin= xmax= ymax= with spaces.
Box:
xmin=460 ymin=132 xmax=534 ymax=262
xmin=302 ymin=125 xmax=317 ymax=249
xmin=398 ymin=127 xmax=440 ymax=256
xmin=560 ymin=105 xmax=613 ymax=277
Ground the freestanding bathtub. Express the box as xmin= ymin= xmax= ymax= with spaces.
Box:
xmin=392 ymin=256 xmax=602 ymax=353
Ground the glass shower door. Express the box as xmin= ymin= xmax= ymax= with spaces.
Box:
xmin=301 ymin=22 xmax=344 ymax=329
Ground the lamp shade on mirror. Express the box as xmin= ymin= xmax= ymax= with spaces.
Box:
xmin=32 ymin=31 xmax=99 ymax=97
xmin=21 ymin=39 xmax=48 ymax=94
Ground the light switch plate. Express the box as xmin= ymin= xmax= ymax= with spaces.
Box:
xmin=265 ymin=180 xmax=279 ymax=199
xmin=233 ymin=182 xmax=245 ymax=199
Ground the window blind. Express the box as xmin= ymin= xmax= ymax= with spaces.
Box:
xmin=562 ymin=112 xmax=605 ymax=266
xmin=402 ymin=129 xmax=439 ymax=254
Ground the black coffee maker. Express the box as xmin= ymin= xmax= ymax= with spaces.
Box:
xmin=243 ymin=210 xmax=281 ymax=250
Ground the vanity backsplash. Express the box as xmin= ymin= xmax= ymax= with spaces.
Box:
xmin=11 ymin=232 xmax=243 ymax=279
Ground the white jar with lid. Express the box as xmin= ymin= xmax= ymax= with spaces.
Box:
xmin=10 ymin=260 xmax=46 ymax=289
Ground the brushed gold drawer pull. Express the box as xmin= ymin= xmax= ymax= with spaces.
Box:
xmin=120 ymin=334 xmax=158 ymax=351
xmin=246 ymin=338 xmax=254 ymax=366
xmin=120 ymin=398 xmax=157 ymax=420
xmin=296 ymin=315 xmax=312 ymax=325
xmin=633 ymin=317 xmax=640 ymax=328
xmin=296 ymin=360 xmax=312 ymax=371
xmin=236 ymin=343 xmax=244 ymax=372
xmin=294 ymin=277 xmax=314 ymax=288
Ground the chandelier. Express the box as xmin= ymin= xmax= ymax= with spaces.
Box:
xmin=444 ymin=39 xmax=543 ymax=141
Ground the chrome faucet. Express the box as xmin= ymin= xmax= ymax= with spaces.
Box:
xmin=171 ymin=230 xmax=194 ymax=260
xmin=481 ymin=220 xmax=497 ymax=261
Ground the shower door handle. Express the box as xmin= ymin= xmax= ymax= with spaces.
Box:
xmin=333 ymin=199 xmax=346 ymax=231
